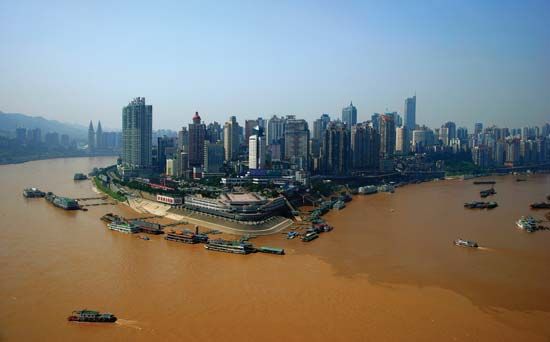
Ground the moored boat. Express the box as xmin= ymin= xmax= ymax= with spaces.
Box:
xmin=107 ymin=221 xmax=140 ymax=234
xmin=530 ymin=202 xmax=550 ymax=209
xmin=301 ymin=231 xmax=318 ymax=242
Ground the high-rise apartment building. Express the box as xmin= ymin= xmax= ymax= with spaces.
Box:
xmin=351 ymin=122 xmax=379 ymax=170
xmin=379 ymin=114 xmax=396 ymax=158
xmin=320 ymin=121 xmax=350 ymax=175
xmin=122 ymin=97 xmax=153 ymax=169
xmin=284 ymin=118 xmax=310 ymax=170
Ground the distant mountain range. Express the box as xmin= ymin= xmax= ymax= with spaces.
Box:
xmin=0 ymin=111 xmax=88 ymax=140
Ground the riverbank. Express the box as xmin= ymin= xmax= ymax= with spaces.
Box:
xmin=0 ymin=152 xmax=118 ymax=165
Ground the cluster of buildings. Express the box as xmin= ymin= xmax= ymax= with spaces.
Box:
xmin=117 ymin=96 xmax=550 ymax=182
xmin=8 ymin=127 xmax=76 ymax=149
xmin=87 ymin=121 xmax=122 ymax=153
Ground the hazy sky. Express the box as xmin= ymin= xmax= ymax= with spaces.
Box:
xmin=1 ymin=0 xmax=549 ymax=131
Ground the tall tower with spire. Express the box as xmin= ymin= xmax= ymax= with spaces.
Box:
xmin=88 ymin=121 xmax=95 ymax=152
xmin=96 ymin=121 xmax=103 ymax=150
xmin=342 ymin=101 xmax=357 ymax=126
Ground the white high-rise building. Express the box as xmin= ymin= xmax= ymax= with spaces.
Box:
xmin=248 ymin=126 xmax=266 ymax=169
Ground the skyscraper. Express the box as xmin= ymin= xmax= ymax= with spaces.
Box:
xmin=244 ymin=119 xmax=258 ymax=144
xmin=379 ymin=114 xmax=396 ymax=158
xmin=223 ymin=116 xmax=240 ymax=161
xmin=313 ymin=114 xmax=331 ymax=140
xmin=95 ymin=121 xmax=103 ymax=149
xmin=267 ymin=115 xmax=285 ymax=144
xmin=404 ymin=95 xmax=416 ymax=130
xmin=204 ymin=142 xmax=225 ymax=174
xmin=395 ymin=127 xmax=410 ymax=155
xmin=88 ymin=121 xmax=95 ymax=151
xmin=320 ymin=121 xmax=350 ymax=175
xmin=248 ymin=126 xmax=266 ymax=170
xmin=188 ymin=112 xmax=206 ymax=167
xmin=284 ymin=118 xmax=310 ymax=170
xmin=342 ymin=102 xmax=357 ymax=126
xmin=178 ymin=127 xmax=189 ymax=152
xmin=122 ymin=97 xmax=153 ymax=169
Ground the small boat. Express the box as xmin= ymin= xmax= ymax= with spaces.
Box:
xmin=454 ymin=239 xmax=478 ymax=248
xmin=301 ymin=231 xmax=318 ymax=242
xmin=139 ymin=235 xmax=150 ymax=241
xmin=516 ymin=216 xmax=538 ymax=233
xmin=473 ymin=180 xmax=496 ymax=185
xmin=73 ymin=173 xmax=88 ymax=181
xmin=23 ymin=187 xmax=46 ymax=198
xmin=67 ymin=310 xmax=117 ymax=323
xmin=287 ymin=231 xmax=299 ymax=239
xmin=530 ymin=202 xmax=550 ymax=209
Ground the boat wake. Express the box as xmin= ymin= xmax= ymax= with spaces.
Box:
xmin=115 ymin=319 xmax=142 ymax=330
xmin=476 ymin=247 xmax=493 ymax=251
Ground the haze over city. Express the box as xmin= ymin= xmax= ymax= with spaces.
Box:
xmin=1 ymin=0 xmax=549 ymax=130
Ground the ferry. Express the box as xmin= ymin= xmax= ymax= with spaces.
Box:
xmin=516 ymin=216 xmax=538 ymax=233
xmin=45 ymin=192 xmax=80 ymax=210
xmin=454 ymin=239 xmax=478 ymax=248
xmin=67 ymin=310 xmax=117 ymax=323
xmin=204 ymin=239 xmax=255 ymax=254
xmin=107 ymin=221 xmax=140 ymax=234
xmin=23 ymin=187 xmax=46 ymax=198
xmin=301 ymin=231 xmax=318 ymax=242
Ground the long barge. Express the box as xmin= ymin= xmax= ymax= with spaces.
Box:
xmin=204 ymin=239 xmax=255 ymax=254
xmin=45 ymin=192 xmax=80 ymax=210
xmin=464 ymin=201 xmax=498 ymax=209
xmin=67 ymin=310 xmax=116 ymax=323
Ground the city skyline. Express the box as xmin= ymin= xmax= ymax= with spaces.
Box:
xmin=1 ymin=1 xmax=549 ymax=130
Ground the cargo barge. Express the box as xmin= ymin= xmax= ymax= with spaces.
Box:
xmin=45 ymin=192 xmax=80 ymax=210
xmin=473 ymin=180 xmax=496 ymax=185
xmin=165 ymin=229 xmax=208 ymax=244
xmin=204 ymin=239 xmax=255 ymax=254
xmin=464 ymin=201 xmax=498 ymax=209
xmin=67 ymin=310 xmax=117 ymax=323
xmin=257 ymin=246 xmax=285 ymax=255
xmin=23 ymin=187 xmax=46 ymax=198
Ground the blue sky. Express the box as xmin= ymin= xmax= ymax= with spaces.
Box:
xmin=1 ymin=0 xmax=549 ymax=130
